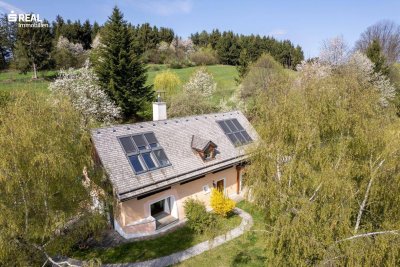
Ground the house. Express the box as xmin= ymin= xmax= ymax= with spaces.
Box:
xmin=91 ymin=98 xmax=258 ymax=239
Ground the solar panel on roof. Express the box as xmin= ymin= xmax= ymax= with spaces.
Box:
xmin=232 ymin=118 xmax=244 ymax=131
xmin=120 ymin=137 xmax=137 ymax=154
xmin=234 ymin=132 xmax=246 ymax=144
xmin=217 ymin=119 xmax=253 ymax=147
xmin=154 ymin=149 xmax=170 ymax=167
xmin=144 ymin=132 xmax=158 ymax=145
xmin=217 ymin=121 xmax=231 ymax=133
xmin=132 ymin=135 xmax=147 ymax=150
xmin=119 ymin=132 xmax=171 ymax=174
xmin=241 ymin=131 xmax=253 ymax=142
xmin=225 ymin=119 xmax=238 ymax=132
xmin=142 ymin=152 xmax=156 ymax=169
xmin=128 ymin=155 xmax=144 ymax=173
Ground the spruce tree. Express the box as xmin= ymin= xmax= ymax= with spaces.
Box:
xmin=366 ymin=39 xmax=389 ymax=76
xmin=94 ymin=7 xmax=153 ymax=120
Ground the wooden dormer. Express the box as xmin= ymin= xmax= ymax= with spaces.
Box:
xmin=191 ymin=135 xmax=218 ymax=161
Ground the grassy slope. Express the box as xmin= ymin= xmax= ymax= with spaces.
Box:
xmin=177 ymin=201 xmax=267 ymax=267
xmin=0 ymin=65 xmax=238 ymax=102
xmin=147 ymin=64 xmax=238 ymax=104
xmin=71 ymin=212 xmax=241 ymax=264
xmin=0 ymin=70 xmax=56 ymax=93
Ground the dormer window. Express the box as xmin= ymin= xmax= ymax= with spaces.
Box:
xmin=191 ymin=135 xmax=217 ymax=161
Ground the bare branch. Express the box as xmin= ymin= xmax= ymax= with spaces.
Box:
xmin=354 ymin=159 xmax=384 ymax=233
xmin=309 ymin=182 xmax=322 ymax=202
xmin=337 ymin=230 xmax=399 ymax=243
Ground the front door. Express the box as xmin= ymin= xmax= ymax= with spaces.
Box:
xmin=216 ymin=179 xmax=224 ymax=192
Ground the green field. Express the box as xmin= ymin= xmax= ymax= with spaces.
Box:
xmin=0 ymin=65 xmax=238 ymax=101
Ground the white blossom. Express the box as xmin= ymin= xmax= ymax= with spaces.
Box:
xmin=347 ymin=52 xmax=395 ymax=106
xmin=56 ymin=36 xmax=85 ymax=55
xmin=49 ymin=64 xmax=121 ymax=125
xmin=183 ymin=68 xmax=217 ymax=97
xmin=319 ymin=36 xmax=349 ymax=67
xmin=296 ymin=59 xmax=332 ymax=81
xmin=91 ymin=34 xmax=102 ymax=50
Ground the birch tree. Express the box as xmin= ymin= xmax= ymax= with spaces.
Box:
xmin=244 ymin=54 xmax=400 ymax=266
xmin=0 ymin=92 xmax=105 ymax=266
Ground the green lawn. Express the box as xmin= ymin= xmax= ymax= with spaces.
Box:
xmin=0 ymin=65 xmax=238 ymax=103
xmin=0 ymin=70 xmax=56 ymax=93
xmin=176 ymin=201 xmax=267 ymax=267
xmin=71 ymin=211 xmax=242 ymax=264
xmin=147 ymin=64 xmax=238 ymax=103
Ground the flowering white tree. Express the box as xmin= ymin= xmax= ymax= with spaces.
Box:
xmin=183 ymin=68 xmax=217 ymax=97
xmin=347 ymin=51 xmax=395 ymax=105
xmin=320 ymin=36 xmax=349 ymax=67
xmin=297 ymin=51 xmax=395 ymax=107
xmin=296 ymin=59 xmax=332 ymax=82
xmin=56 ymin=36 xmax=85 ymax=55
xmin=49 ymin=64 xmax=121 ymax=125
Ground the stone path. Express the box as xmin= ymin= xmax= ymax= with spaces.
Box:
xmin=64 ymin=208 xmax=253 ymax=267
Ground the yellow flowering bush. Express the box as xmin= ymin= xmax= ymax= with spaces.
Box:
xmin=210 ymin=188 xmax=235 ymax=217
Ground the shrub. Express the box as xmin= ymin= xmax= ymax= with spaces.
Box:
xmin=168 ymin=91 xmax=218 ymax=118
xmin=210 ymin=188 xmax=235 ymax=217
xmin=184 ymin=198 xmax=217 ymax=234
xmin=183 ymin=67 xmax=217 ymax=97
xmin=154 ymin=71 xmax=181 ymax=96
xmin=190 ymin=48 xmax=219 ymax=66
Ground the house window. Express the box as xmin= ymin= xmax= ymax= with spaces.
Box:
xmin=203 ymin=146 xmax=215 ymax=161
xmin=118 ymin=132 xmax=171 ymax=174
xmin=217 ymin=119 xmax=253 ymax=147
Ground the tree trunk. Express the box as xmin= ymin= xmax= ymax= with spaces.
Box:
xmin=32 ymin=62 xmax=37 ymax=79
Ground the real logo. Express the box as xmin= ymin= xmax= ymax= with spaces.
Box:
xmin=7 ymin=10 xmax=48 ymax=28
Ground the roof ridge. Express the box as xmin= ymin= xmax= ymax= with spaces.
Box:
xmin=92 ymin=110 xmax=243 ymax=131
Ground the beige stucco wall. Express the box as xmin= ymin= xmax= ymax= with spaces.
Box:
xmin=117 ymin=166 xmax=241 ymax=228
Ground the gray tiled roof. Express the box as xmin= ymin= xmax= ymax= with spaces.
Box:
xmin=191 ymin=135 xmax=215 ymax=151
xmin=91 ymin=110 xmax=258 ymax=201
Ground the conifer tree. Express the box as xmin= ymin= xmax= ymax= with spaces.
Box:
xmin=94 ymin=6 xmax=153 ymax=120
xmin=366 ymin=39 xmax=389 ymax=76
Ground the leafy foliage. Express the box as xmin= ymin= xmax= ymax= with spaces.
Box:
xmin=0 ymin=92 xmax=106 ymax=266
xmin=210 ymin=189 xmax=235 ymax=217
xmin=53 ymin=36 xmax=87 ymax=69
xmin=13 ymin=20 xmax=53 ymax=78
xmin=49 ymin=64 xmax=121 ymax=125
xmin=153 ymin=70 xmax=181 ymax=96
xmin=183 ymin=198 xmax=218 ymax=235
xmin=168 ymin=90 xmax=218 ymax=118
xmin=244 ymin=52 xmax=400 ymax=266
